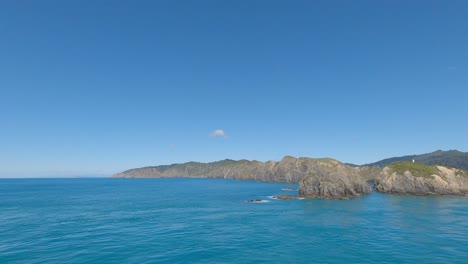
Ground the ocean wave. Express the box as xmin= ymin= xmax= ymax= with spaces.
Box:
xmin=281 ymin=188 xmax=298 ymax=191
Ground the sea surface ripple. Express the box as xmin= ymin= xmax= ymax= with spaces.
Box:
xmin=1 ymin=178 xmax=468 ymax=263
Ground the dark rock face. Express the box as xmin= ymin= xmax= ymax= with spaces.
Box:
xmin=299 ymin=159 xmax=372 ymax=199
xmin=376 ymin=163 xmax=468 ymax=195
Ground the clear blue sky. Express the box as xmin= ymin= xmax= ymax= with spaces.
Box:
xmin=1 ymin=1 xmax=467 ymax=177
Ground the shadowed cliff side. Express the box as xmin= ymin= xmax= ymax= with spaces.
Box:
xmin=299 ymin=159 xmax=374 ymax=199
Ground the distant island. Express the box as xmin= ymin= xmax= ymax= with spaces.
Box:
xmin=114 ymin=150 xmax=468 ymax=199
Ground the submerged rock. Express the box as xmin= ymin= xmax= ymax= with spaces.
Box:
xmin=299 ymin=159 xmax=372 ymax=199
xmin=246 ymin=199 xmax=269 ymax=203
xmin=273 ymin=195 xmax=299 ymax=200
xmin=376 ymin=162 xmax=468 ymax=195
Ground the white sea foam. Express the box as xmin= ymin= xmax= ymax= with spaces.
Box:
xmin=281 ymin=188 xmax=298 ymax=191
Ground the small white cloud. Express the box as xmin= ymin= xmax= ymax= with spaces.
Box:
xmin=210 ymin=129 xmax=227 ymax=138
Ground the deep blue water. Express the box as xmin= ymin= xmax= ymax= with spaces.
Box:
xmin=1 ymin=178 xmax=468 ymax=263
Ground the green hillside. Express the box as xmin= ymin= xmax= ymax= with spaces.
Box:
xmin=365 ymin=150 xmax=468 ymax=170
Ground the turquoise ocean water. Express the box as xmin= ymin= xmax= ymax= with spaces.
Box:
xmin=1 ymin=178 xmax=467 ymax=263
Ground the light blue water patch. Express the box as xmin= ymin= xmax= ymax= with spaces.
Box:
xmin=1 ymin=178 xmax=467 ymax=263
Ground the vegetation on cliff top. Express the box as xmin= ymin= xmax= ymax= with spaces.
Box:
xmin=366 ymin=150 xmax=468 ymax=170
xmin=388 ymin=162 xmax=440 ymax=178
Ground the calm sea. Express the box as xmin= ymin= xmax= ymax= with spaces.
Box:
xmin=1 ymin=178 xmax=467 ymax=263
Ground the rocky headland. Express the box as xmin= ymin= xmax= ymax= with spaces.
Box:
xmin=299 ymin=159 xmax=373 ymax=199
xmin=376 ymin=162 xmax=468 ymax=195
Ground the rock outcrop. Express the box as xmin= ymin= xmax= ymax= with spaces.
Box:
xmin=273 ymin=195 xmax=299 ymax=200
xmin=299 ymin=159 xmax=373 ymax=199
xmin=376 ymin=162 xmax=468 ymax=195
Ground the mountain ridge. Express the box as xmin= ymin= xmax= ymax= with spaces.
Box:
xmin=364 ymin=150 xmax=468 ymax=170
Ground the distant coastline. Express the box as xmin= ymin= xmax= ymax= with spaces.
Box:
xmin=114 ymin=150 xmax=468 ymax=199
